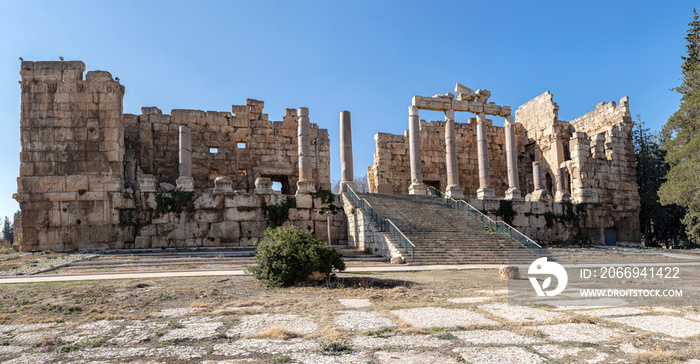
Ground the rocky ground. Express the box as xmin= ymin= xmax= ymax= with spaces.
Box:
xmin=0 ymin=265 xmax=699 ymax=363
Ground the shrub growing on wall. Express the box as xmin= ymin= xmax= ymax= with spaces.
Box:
xmin=247 ymin=226 xmax=345 ymax=287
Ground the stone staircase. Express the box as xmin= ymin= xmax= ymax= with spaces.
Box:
xmin=357 ymin=193 xmax=534 ymax=265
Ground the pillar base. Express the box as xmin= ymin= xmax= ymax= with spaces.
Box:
xmin=554 ymin=191 xmax=571 ymax=203
xmin=505 ymin=187 xmax=523 ymax=201
xmin=476 ymin=187 xmax=496 ymax=200
xmin=339 ymin=181 xmax=356 ymax=192
xmin=529 ymin=189 xmax=550 ymax=202
xmin=175 ymin=176 xmax=194 ymax=192
xmin=296 ymin=180 xmax=316 ymax=194
xmin=408 ymin=182 xmax=427 ymax=195
xmin=445 ymin=185 xmax=464 ymax=199
xmin=139 ymin=174 xmax=157 ymax=193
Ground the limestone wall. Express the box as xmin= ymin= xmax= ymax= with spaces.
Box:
xmin=15 ymin=60 xmax=341 ymax=251
xmin=16 ymin=61 xmax=129 ymax=251
xmin=122 ymin=192 xmax=346 ymax=249
xmin=471 ymin=199 xmax=640 ymax=245
xmin=368 ymin=119 xmax=522 ymax=197
xmin=125 ymin=104 xmax=330 ymax=192
xmin=515 ymin=91 xmax=573 ymax=197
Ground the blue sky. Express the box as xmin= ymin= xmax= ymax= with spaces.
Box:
xmin=0 ymin=0 xmax=694 ymax=224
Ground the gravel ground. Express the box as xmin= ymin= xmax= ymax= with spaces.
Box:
xmin=453 ymin=329 xmax=543 ymax=345
xmin=608 ymin=315 xmax=700 ymax=338
xmin=333 ymin=310 xmax=397 ymax=331
xmin=390 ymin=307 xmax=499 ymax=328
xmin=534 ymin=323 xmax=620 ymax=343
xmin=1 ymin=269 xmax=699 ymax=363
xmin=0 ymin=253 xmax=94 ymax=276
xmin=479 ymin=302 xmax=567 ymax=323
xmin=454 ymin=346 xmax=545 ymax=364
xmin=226 ymin=313 xmax=320 ymax=337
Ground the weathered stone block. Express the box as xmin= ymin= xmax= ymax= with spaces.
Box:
xmin=224 ymin=207 xmax=259 ymax=221
xmin=296 ymin=193 xmax=313 ymax=209
xmin=134 ymin=236 xmax=151 ymax=249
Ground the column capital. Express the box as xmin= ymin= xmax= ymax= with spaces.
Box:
xmin=504 ymin=114 xmax=514 ymax=124
xmin=409 ymin=105 xmax=419 ymax=116
xmin=444 ymin=108 xmax=455 ymax=122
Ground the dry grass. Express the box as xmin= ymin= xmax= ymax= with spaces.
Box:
xmin=246 ymin=327 xmax=300 ymax=340
xmin=398 ymin=327 xmax=427 ymax=335
xmin=632 ymin=350 xmax=686 ymax=363
xmin=554 ymin=314 xmax=597 ymax=324
xmin=308 ymin=326 xmax=348 ymax=340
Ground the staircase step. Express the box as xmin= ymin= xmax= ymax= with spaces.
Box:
xmin=353 ymin=192 xmax=535 ymax=264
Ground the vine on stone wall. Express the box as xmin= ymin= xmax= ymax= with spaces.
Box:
xmin=154 ymin=189 xmax=199 ymax=218
xmin=496 ymin=200 xmax=516 ymax=225
xmin=264 ymin=196 xmax=297 ymax=228
xmin=309 ymin=189 xmax=340 ymax=211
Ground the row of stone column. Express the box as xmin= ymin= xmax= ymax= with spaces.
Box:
xmin=408 ymin=108 xmax=521 ymax=201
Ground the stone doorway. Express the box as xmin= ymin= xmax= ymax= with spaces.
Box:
xmin=605 ymin=228 xmax=618 ymax=246
xmin=424 ymin=180 xmax=441 ymax=191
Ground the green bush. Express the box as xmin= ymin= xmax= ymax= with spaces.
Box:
xmin=247 ymin=226 xmax=345 ymax=287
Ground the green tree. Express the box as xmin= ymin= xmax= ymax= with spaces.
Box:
xmin=247 ymin=226 xmax=345 ymax=287
xmin=659 ymin=8 xmax=700 ymax=245
xmin=682 ymin=8 xmax=700 ymax=74
xmin=1 ymin=217 xmax=12 ymax=244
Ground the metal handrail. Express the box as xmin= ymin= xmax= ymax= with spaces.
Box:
xmin=342 ymin=184 xmax=416 ymax=259
xmin=426 ymin=186 xmax=541 ymax=257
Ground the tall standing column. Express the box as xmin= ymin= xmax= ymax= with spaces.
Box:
xmin=476 ymin=113 xmax=495 ymax=199
xmin=339 ymin=110 xmax=355 ymax=190
xmin=176 ymin=125 xmax=194 ymax=191
xmin=408 ymin=106 xmax=427 ymax=195
xmin=444 ymin=109 xmax=464 ymax=199
xmin=504 ymin=115 xmax=522 ymax=200
xmin=296 ymin=107 xmax=315 ymax=194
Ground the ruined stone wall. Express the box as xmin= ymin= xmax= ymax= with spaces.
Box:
xmin=124 ymin=104 xmax=330 ymax=192
xmin=515 ymin=91 xmax=573 ymax=197
xmin=512 ymin=93 xmax=640 ymax=243
xmin=15 ymin=60 xmax=341 ymax=251
xmin=124 ymin=192 xmax=346 ymax=249
xmin=16 ymin=61 xmax=131 ymax=251
xmin=368 ymin=119 xmax=522 ymax=197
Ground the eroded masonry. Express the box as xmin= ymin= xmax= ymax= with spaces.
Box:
xmin=14 ymin=61 xmax=641 ymax=252
xmin=15 ymin=61 xmax=345 ymax=251
xmin=367 ymin=84 xmax=641 ymax=245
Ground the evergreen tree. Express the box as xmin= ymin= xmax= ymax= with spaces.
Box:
xmin=659 ymin=8 xmax=700 ymax=245
xmin=1 ymin=217 xmax=11 ymax=244
xmin=634 ymin=116 xmax=686 ymax=247
xmin=682 ymin=8 xmax=700 ymax=74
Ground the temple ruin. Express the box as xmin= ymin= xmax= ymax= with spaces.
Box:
xmin=367 ymin=84 xmax=641 ymax=245
xmin=13 ymin=61 xmax=641 ymax=253
xmin=14 ymin=61 xmax=345 ymax=251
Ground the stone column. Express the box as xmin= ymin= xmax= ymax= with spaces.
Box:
xmin=504 ymin=115 xmax=522 ymax=200
xmin=530 ymin=161 xmax=548 ymax=201
xmin=176 ymin=125 xmax=194 ymax=191
xmin=296 ymin=107 xmax=315 ymax=207
xmin=476 ymin=113 xmax=495 ymax=199
xmin=339 ymin=110 xmax=355 ymax=190
xmin=408 ymin=106 xmax=427 ymax=195
xmin=444 ymin=109 xmax=464 ymax=199
xmin=554 ymin=167 xmax=571 ymax=202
